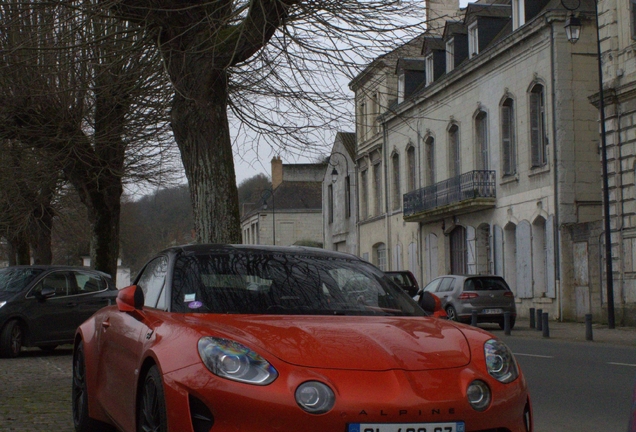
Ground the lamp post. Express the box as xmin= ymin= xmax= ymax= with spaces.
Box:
xmin=562 ymin=0 xmax=615 ymax=328
xmin=261 ymin=188 xmax=275 ymax=245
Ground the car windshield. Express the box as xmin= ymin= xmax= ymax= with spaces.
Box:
xmin=171 ymin=252 xmax=426 ymax=317
xmin=464 ymin=277 xmax=510 ymax=291
xmin=0 ymin=268 xmax=44 ymax=293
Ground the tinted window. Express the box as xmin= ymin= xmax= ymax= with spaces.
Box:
xmin=171 ymin=252 xmax=425 ymax=317
xmin=464 ymin=277 xmax=510 ymax=292
xmin=36 ymin=272 xmax=71 ymax=297
xmin=0 ymin=268 xmax=44 ymax=293
xmin=73 ymin=273 xmax=106 ymax=293
xmin=137 ymin=257 xmax=168 ymax=309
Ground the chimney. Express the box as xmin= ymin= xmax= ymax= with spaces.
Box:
xmin=426 ymin=0 xmax=460 ymax=36
xmin=271 ymin=156 xmax=283 ymax=189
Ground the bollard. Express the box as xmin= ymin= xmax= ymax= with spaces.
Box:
xmin=542 ymin=312 xmax=550 ymax=338
xmin=536 ymin=309 xmax=543 ymax=331
xmin=529 ymin=307 xmax=536 ymax=329
xmin=585 ymin=314 xmax=593 ymax=341
xmin=471 ymin=310 xmax=478 ymax=326
xmin=504 ymin=311 xmax=512 ymax=336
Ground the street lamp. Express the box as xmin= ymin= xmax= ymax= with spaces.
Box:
xmin=562 ymin=0 xmax=615 ymax=328
xmin=329 ymin=151 xmax=350 ymax=184
xmin=260 ymin=188 xmax=275 ymax=245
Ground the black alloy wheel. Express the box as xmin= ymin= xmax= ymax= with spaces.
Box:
xmin=446 ymin=305 xmax=458 ymax=322
xmin=72 ymin=341 xmax=91 ymax=432
xmin=0 ymin=320 xmax=23 ymax=358
xmin=138 ymin=365 xmax=168 ymax=432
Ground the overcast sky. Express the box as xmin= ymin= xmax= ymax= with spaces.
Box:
xmin=232 ymin=0 xmax=472 ymax=185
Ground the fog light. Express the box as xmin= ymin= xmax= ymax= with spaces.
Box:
xmin=467 ymin=380 xmax=491 ymax=412
xmin=295 ymin=381 xmax=335 ymax=414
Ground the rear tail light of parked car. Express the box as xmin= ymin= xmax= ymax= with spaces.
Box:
xmin=458 ymin=292 xmax=479 ymax=300
xmin=504 ymin=292 xmax=514 ymax=297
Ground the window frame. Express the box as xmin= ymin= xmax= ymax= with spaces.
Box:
xmin=448 ymin=124 xmax=461 ymax=177
xmin=475 ymin=111 xmax=489 ymax=171
xmin=391 ymin=153 xmax=401 ymax=210
xmin=425 ymin=53 xmax=434 ymax=86
xmin=468 ymin=22 xmax=479 ymax=58
xmin=446 ymin=38 xmax=455 ymax=72
xmin=530 ymin=84 xmax=547 ymax=168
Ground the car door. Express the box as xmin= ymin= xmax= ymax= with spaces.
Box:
xmin=26 ymin=271 xmax=77 ymax=344
xmin=435 ymin=277 xmax=456 ymax=309
xmin=70 ymin=271 xmax=113 ymax=329
xmin=97 ymin=256 xmax=168 ymax=432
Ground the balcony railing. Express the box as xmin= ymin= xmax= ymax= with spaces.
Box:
xmin=404 ymin=170 xmax=496 ymax=218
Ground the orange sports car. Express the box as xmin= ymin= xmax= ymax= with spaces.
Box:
xmin=72 ymin=245 xmax=532 ymax=432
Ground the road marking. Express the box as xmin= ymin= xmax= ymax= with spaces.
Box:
xmin=514 ymin=353 xmax=554 ymax=359
xmin=608 ymin=362 xmax=636 ymax=368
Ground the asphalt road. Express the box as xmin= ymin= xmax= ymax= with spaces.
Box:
xmin=504 ymin=337 xmax=636 ymax=432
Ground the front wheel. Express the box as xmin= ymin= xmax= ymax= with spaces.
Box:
xmin=0 ymin=320 xmax=23 ymax=358
xmin=138 ymin=365 xmax=168 ymax=432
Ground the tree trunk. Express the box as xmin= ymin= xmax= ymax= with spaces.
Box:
xmin=170 ymin=68 xmax=241 ymax=244
xmin=8 ymin=232 xmax=29 ymax=265
xmin=29 ymin=203 xmax=54 ymax=265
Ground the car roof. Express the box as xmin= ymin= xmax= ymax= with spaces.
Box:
xmin=159 ymin=244 xmax=364 ymax=262
xmin=1 ymin=265 xmax=112 ymax=279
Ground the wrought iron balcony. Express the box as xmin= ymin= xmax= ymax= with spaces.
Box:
xmin=403 ymin=170 xmax=496 ymax=222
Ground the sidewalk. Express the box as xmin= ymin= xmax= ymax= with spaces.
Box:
xmin=492 ymin=318 xmax=636 ymax=347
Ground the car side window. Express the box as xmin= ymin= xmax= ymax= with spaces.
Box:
xmin=438 ymin=277 xmax=455 ymax=293
xmin=423 ymin=278 xmax=442 ymax=293
xmin=137 ymin=257 xmax=168 ymax=309
xmin=73 ymin=273 xmax=106 ymax=294
xmin=33 ymin=272 xmax=71 ymax=297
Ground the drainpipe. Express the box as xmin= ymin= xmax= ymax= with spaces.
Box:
xmin=383 ymin=122 xmax=391 ymax=270
xmin=550 ymin=20 xmax=563 ymax=321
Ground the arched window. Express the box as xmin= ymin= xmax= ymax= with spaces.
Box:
xmin=425 ymin=136 xmax=435 ymax=186
xmin=392 ymin=153 xmax=401 ymax=210
xmin=448 ymin=124 xmax=460 ymax=177
xmin=374 ymin=243 xmax=387 ymax=271
xmin=530 ymin=84 xmax=547 ymax=167
xmin=450 ymin=226 xmax=467 ymax=274
xmin=407 ymin=146 xmax=416 ymax=192
xmin=475 ymin=111 xmax=488 ymax=170
xmin=501 ymin=98 xmax=516 ymax=176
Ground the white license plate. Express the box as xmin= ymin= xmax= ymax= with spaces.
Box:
xmin=348 ymin=422 xmax=465 ymax=432
xmin=482 ymin=308 xmax=502 ymax=314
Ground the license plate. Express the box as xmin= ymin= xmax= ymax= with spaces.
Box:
xmin=348 ymin=422 xmax=465 ymax=432
xmin=482 ymin=308 xmax=502 ymax=314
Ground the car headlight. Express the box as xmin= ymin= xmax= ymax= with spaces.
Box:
xmin=295 ymin=381 xmax=335 ymax=414
xmin=198 ymin=337 xmax=278 ymax=385
xmin=484 ymin=339 xmax=518 ymax=383
xmin=0 ymin=301 xmax=6 ymax=309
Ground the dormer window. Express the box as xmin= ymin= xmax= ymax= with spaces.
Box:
xmin=468 ymin=22 xmax=479 ymax=58
xmin=446 ymin=39 xmax=455 ymax=72
xmin=398 ymin=71 xmax=405 ymax=104
xmin=425 ymin=54 xmax=434 ymax=86
xmin=512 ymin=0 xmax=525 ymax=30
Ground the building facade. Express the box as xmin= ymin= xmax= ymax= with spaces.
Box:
xmin=350 ymin=0 xmax=605 ymax=321
xmin=593 ymin=0 xmax=636 ymax=325
xmin=322 ymin=132 xmax=358 ymax=255
xmin=241 ymin=157 xmax=325 ymax=247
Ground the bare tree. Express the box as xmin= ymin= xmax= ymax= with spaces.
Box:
xmin=102 ymin=0 xmax=429 ymax=244
xmin=0 ymin=1 xmax=179 ymax=277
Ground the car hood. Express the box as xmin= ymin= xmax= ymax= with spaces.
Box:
xmin=180 ymin=315 xmax=471 ymax=371
xmin=0 ymin=291 xmax=18 ymax=303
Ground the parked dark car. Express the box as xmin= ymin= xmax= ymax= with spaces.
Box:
xmin=418 ymin=275 xmax=517 ymax=329
xmin=384 ymin=270 xmax=420 ymax=297
xmin=0 ymin=266 xmax=117 ymax=357
xmin=630 ymin=376 xmax=636 ymax=432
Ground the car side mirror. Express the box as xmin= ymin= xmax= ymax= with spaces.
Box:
xmin=116 ymin=285 xmax=144 ymax=312
xmin=418 ymin=291 xmax=446 ymax=318
xmin=36 ymin=286 xmax=56 ymax=301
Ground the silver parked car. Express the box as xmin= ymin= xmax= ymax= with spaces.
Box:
xmin=419 ymin=275 xmax=516 ymax=329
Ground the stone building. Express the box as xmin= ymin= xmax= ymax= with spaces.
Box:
xmin=349 ymin=0 xmax=605 ymax=321
xmin=241 ymin=157 xmax=325 ymax=247
xmin=322 ymin=132 xmax=357 ymax=255
xmin=592 ymin=0 xmax=636 ymax=325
